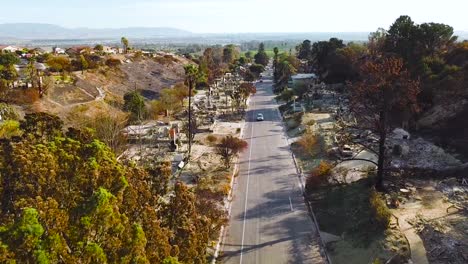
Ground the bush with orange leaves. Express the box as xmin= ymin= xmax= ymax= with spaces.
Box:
xmin=306 ymin=161 xmax=333 ymax=191
xmin=8 ymin=88 xmax=40 ymax=104
xmin=296 ymin=132 xmax=320 ymax=157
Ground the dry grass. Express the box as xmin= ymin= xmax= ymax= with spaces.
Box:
xmin=7 ymin=88 xmax=40 ymax=105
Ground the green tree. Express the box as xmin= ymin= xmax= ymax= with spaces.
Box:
xmin=124 ymin=90 xmax=146 ymax=121
xmin=0 ymin=64 xmax=18 ymax=89
xmin=249 ymin=64 xmax=265 ymax=78
xmin=311 ymin=38 xmax=345 ymax=76
xmin=94 ymin=44 xmax=104 ymax=53
xmin=254 ymin=42 xmax=269 ymax=66
xmin=160 ymin=88 xmax=183 ymax=117
xmin=384 ymin=15 xmax=418 ymax=63
xmin=0 ymin=110 xmax=232 ymax=263
xmin=296 ymin=39 xmax=313 ymax=60
xmin=0 ymin=53 xmax=19 ymax=66
xmin=79 ymin=55 xmax=89 ymax=73
xmin=121 ymin=37 xmax=130 ymax=54
xmin=417 ymin=22 xmax=456 ymax=57
xmin=0 ymin=120 xmax=21 ymax=139
xmin=0 ymin=208 xmax=46 ymax=263
xmin=20 ymin=112 xmax=63 ymax=140
xmin=46 ymin=56 xmax=71 ymax=74
xmin=273 ymin=47 xmax=279 ymax=83
xmin=276 ymin=88 xmax=294 ymax=102
xmin=184 ymin=64 xmax=198 ymax=157
xmin=163 ymin=182 xmax=210 ymax=263
xmin=275 ymin=55 xmax=297 ymax=89
xmin=0 ymin=103 xmax=20 ymax=120
xmin=222 ymin=44 xmax=239 ymax=64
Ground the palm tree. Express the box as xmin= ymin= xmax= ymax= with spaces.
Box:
xmin=121 ymin=37 xmax=129 ymax=54
xmin=184 ymin=64 xmax=198 ymax=158
xmin=273 ymin=47 xmax=279 ymax=83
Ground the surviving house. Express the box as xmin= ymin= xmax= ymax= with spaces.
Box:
xmin=290 ymin=73 xmax=317 ymax=87
xmin=0 ymin=45 xmax=21 ymax=53
xmin=65 ymin=46 xmax=91 ymax=57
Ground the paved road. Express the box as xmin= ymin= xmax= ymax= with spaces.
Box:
xmin=221 ymin=75 xmax=325 ymax=264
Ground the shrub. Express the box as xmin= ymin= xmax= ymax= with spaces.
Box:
xmin=297 ymin=132 xmax=319 ymax=156
xmin=292 ymin=112 xmax=304 ymax=123
xmin=305 ymin=161 xmax=332 ymax=191
xmin=0 ymin=103 xmax=20 ymax=120
xmin=215 ymin=136 xmax=248 ymax=168
xmin=285 ymin=119 xmax=296 ymax=130
xmin=105 ymin=58 xmax=121 ymax=67
xmin=221 ymin=183 xmax=231 ymax=196
xmin=0 ymin=120 xmax=21 ymax=138
xmin=369 ymin=189 xmax=391 ymax=228
xmin=306 ymin=119 xmax=316 ymax=126
xmin=9 ymin=88 xmax=40 ymax=104
xmin=206 ymin=134 xmax=217 ymax=144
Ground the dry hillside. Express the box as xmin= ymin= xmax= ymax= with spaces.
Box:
xmin=26 ymin=54 xmax=190 ymax=125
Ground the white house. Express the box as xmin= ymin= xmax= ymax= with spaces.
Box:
xmin=52 ymin=47 xmax=66 ymax=54
xmin=0 ymin=45 xmax=21 ymax=53
xmin=102 ymin=46 xmax=116 ymax=54
xmin=291 ymin=73 xmax=317 ymax=86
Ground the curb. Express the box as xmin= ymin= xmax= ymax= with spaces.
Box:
xmin=275 ymin=103 xmax=332 ymax=264
xmin=211 ymin=101 xmax=248 ymax=264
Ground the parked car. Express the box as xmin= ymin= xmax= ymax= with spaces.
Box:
xmin=256 ymin=113 xmax=264 ymax=121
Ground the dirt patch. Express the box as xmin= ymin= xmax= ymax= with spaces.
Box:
xmin=212 ymin=121 xmax=241 ymax=135
xmin=48 ymin=84 xmax=95 ymax=105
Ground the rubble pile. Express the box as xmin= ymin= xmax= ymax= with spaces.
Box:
xmin=391 ymin=138 xmax=461 ymax=170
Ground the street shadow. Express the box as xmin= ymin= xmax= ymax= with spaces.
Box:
xmin=227 ymin=186 xmax=323 ymax=263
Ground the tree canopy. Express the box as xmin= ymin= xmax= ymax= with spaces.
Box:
xmin=0 ymin=112 xmax=224 ymax=263
xmin=254 ymin=43 xmax=269 ymax=66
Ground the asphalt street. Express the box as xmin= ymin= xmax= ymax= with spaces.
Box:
xmin=221 ymin=74 xmax=325 ymax=264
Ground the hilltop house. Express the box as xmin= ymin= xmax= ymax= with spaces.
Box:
xmin=13 ymin=59 xmax=47 ymax=88
xmin=65 ymin=46 xmax=91 ymax=57
xmin=0 ymin=45 xmax=21 ymax=53
xmin=52 ymin=47 xmax=66 ymax=55
xmin=100 ymin=46 xmax=119 ymax=54
xmin=29 ymin=48 xmax=46 ymax=55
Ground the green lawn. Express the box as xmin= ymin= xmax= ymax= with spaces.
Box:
xmin=53 ymin=75 xmax=74 ymax=84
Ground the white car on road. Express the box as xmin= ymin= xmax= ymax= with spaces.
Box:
xmin=256 ymin=113 xmax=264 ymax=121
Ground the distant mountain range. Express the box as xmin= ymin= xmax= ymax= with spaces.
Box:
xmin=0 ymin=23 xmax=465 ymax=45
xmin=0 ymin=23 xmax=192 ymax=40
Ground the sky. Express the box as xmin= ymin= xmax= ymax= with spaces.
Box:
xmin=0 ymin=0 xmax=467 ymax=33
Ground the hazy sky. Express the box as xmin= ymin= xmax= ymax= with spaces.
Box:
xmin=1 ymin=0 xmax=467 ymax=33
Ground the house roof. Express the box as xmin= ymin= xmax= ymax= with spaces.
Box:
xmin=66 ymin=46 xmax=90 ymax=53
xmin=292 ymin=73 xmax=317 ymax=80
